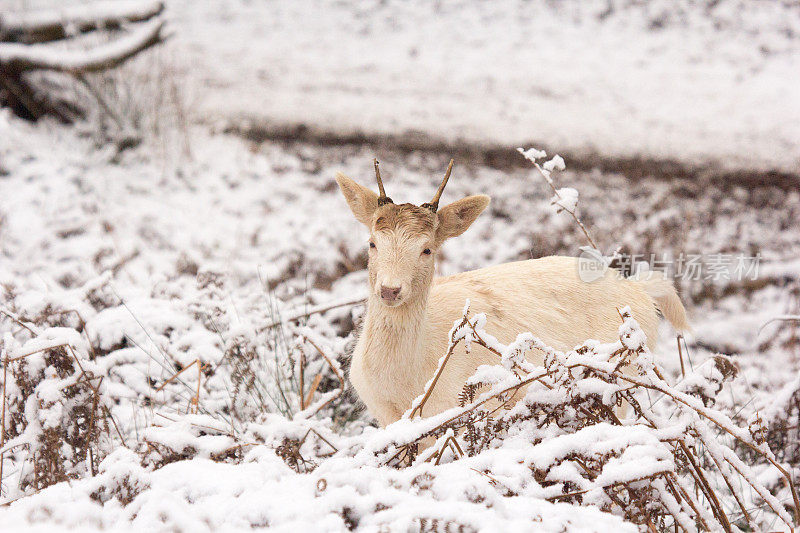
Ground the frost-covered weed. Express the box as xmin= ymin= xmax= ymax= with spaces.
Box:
xmin=1 ymin=326 xmax=113 ymax=493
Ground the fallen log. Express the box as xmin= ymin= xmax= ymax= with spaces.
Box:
xmin=0 ymin=2 xmax=167 ymax=123
xmin=0 ymin=0 xmax=164 ymax=44
xmin=0 ymin=18 xmax=166 ymax=74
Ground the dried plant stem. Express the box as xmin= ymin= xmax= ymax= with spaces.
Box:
xmin=301 ymin=428 xmax=338 ymax=455
xmin=433 ymin=433 xmax=464 ymax=465
xmin=676 ymin=334 xmax=686 ymax=378
xmin=262 ymin=297 xmax=366 ymax=330
xmin=409 ymin=316 xmax=600 ymax=426
xmin=758 ymin=314 xmax=800 ymax=335
xmin=300 ymin=336 xmax=345 ymax=417
xmin=612 ymin=372 xmax=799 ymax=526
xmin=409 ymin=316 xmax=469 ymax=418
xmin=0 ymin=309 xmax=37 ymax=335
xmin=518 ymin=151 xmax=598 ymax=250
xmin=210 ymin=442 xmax=259 ymax=462
xmin=156 ymin=359 xmax=206 ymax=414
xmin=303 ymin=374 xmax=323 ymax=410
xmin=665 ymin=473 xmax=710 ymax=531
xmin=299 ymin=351 xmax=305 ymax=410
xmin=0 ymin=358 xmax=7 ymax=496
xmin=0 ymin=341 xmax=118 ymax=496
xmin=678 ymin=440 xmax=733 ymax=532
xmin=74 ymin=73 xmax=128 ymax=132
xmin=707 ymin=447 xmax=752 ymax=526
xmin=101 ymin=405 xmax=128 ymax=448
xmin=155 ymin=359 xmax=200 ymax=392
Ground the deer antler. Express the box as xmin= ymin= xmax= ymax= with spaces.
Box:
xmin=422 ymin=159 xmax=454 ymax=212
xmin=374 ymin=159 xmax=393 ymax=206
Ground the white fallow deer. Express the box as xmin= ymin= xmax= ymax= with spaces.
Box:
xmin=335 ymin=160 xmax=689 ymax=426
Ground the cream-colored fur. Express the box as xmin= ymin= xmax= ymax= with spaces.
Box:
xmin=335 ymin=172 xmax=689 ymax=426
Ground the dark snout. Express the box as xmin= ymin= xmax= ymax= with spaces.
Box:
xmin=380 ymin=285 xmax=401 ymax=304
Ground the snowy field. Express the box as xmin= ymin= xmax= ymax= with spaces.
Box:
xmin=2 ymin=113 xmax=799 ymax=530
xmin=167 ymin=0 xmax=800 ymax=172
xmin=1 ymin=1 xmax=800 ymax=531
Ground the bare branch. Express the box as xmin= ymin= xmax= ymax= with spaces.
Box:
xmin=260 ymin=296 xmax=366 ymax=331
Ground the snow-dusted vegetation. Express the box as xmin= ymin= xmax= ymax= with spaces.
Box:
xmin=2 ymin=1 xmax=800 ymax=531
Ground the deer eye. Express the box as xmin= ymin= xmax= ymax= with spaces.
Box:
xmin=422 ymin=248 xmax=432 ymax=255
xmin=369 ymin=241 xmax=376 ymax=249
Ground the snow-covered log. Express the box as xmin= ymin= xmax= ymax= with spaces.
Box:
xmin=0 ymin=0 xmax=164 ymax=44
xmin=0 ymin=18 xmax=165 ymax=74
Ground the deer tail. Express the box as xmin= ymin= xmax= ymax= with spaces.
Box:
xmin=637 ymin=272 xmax=691 ymax=333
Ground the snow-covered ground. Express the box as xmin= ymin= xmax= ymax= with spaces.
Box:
xmin=168 ymin=0 xmax=800 ymax=172
xmin=2 ymin=109 xmax=799 ymax=529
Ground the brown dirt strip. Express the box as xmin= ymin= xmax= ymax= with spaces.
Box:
xmin=226 ymin=121 xmax=800 ymax=191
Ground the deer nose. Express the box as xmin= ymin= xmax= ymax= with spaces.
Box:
xmin=380 ymin=285 xmax=401 ymax=302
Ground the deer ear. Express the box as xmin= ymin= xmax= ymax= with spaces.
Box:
xmin=335 ymin=173 xmax=379 ymax=226
xmin=435 ymin=195 xmax=490 ymax=244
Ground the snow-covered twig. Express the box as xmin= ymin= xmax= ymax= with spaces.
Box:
xmin=517 ymin=147 xmax=598 ymax=251
xmin=758 ymin=314 xmax=800 ymax=335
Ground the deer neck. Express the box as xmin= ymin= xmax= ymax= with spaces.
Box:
xmin=360 ymin=291 xmax=429 ymax=371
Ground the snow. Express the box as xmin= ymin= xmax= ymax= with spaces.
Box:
xmin=168 ymin=0 xmax=800 ymax=173
xmin=518 ymin=147 xmax=547 ymax=162
xmin=0 ymin=449 xmax=637 ymax=532
xmin=551 ymin=187 xmax=579 ymax=214
xmin=1 ymin=1 xmax=800 ymax=530
xmin=1 ymin=112 xmax=798 ymax=528
xmin=543 ymin=155 xmax=566 ymax=173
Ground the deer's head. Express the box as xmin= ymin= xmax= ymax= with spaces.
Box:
xmin=336 ymin=159 xmax=489 ymax=308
